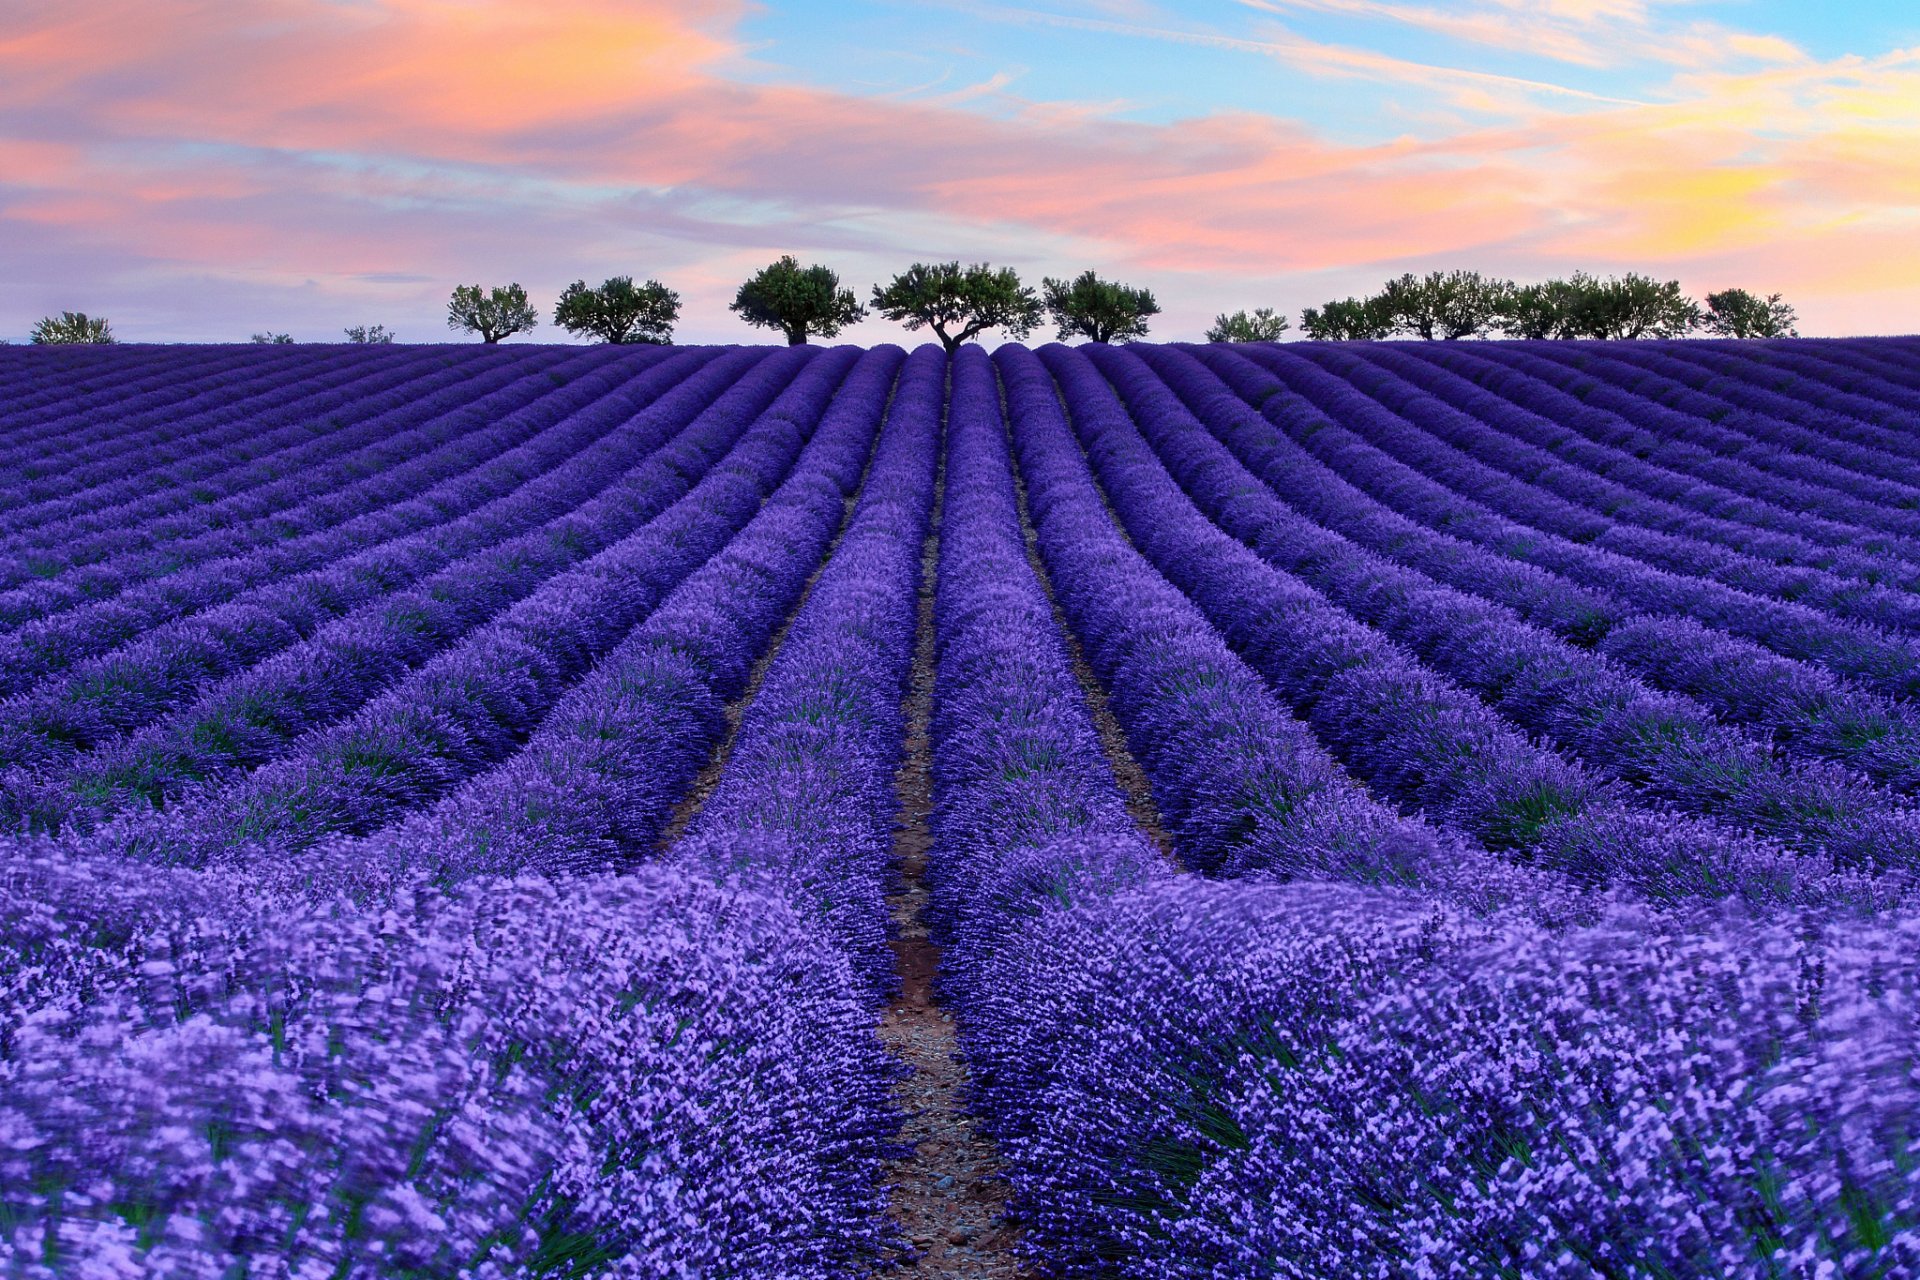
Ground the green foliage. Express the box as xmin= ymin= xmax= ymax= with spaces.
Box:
xmin=870 ymin=261 xmax=1041 ymax=351
xmin=1299 ymin=297 xmax=1396 ymax=341
xmin=1577 ymin=273 xmax=1701 ymax=339
xmin=30 ymin=312 xmax=115 ymax=345
xmin=1703 ymin=288 xmax=1799 ymax=338
xmin=250 ymin=332 xmax=294 ymax=344
xmin=1377 ymin=270 xmax=1511 ymax=340
xmin=553 ymin=276 xmax=681 ymax=344
xmin=730 ymin=255 xmax=865 ymax=345
xmin=1041 ymin=270 xmax=1159 ymax=343
xmin=1496 ymin=272 xmax=1702 ymax=340
xmin=1302 ymin=270 xmax=1713 ymax=342
xmin=1498 ymin=276 xmax=1592 ymax=339
xmin=446 ymin=283 xmax=539 ymax=344
xmin=342 ymin=324 xmax=396 ymax=344
xmin=1205 ymin=308 xmax=1290 ymax=343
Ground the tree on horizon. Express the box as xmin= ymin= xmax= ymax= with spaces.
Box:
xmin=1703 ymin=288 xmax=1798 ymax=338
xmin=554 ymin=277 xmax=681 ymax=344
xmin=870 ymin=262 xmax=1042 ymax=351
xmin=31 ymin=312 xmax=115 ymax=344
xmin=1042 ymin=270 xmax=1159 ymax=343
xmin=1299 ymin=297 xmax=1395 ymax=341
xmin=731 ymin=256 xmax=865 ymax=345
xmin=447 ymin=284 xmax=538 ymax=343
xmin=1377 ymin=270 xmax=1509 ymax=340
xmin=1206 ymin=308 xmax=1290 ymax=342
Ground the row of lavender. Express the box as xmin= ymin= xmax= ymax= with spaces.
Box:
xmin=925 ymin=339 xmax=1920 ymax=1276
xmin=5 ymin=337 xmax=1920 ymax=1274
xmin=0 ymin=344 xmax=941 ymax=1274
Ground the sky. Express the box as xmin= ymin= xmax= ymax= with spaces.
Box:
xmin=3 ymin=0 xmax=1918 ymax=344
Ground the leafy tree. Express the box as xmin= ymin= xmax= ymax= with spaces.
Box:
xmin=1576 ymin=273 xmax=1700 ymax=340
xmin=250 ymin=332 xmax=294 ymax=344
xmin=730 ymin=255 xmax=865 ymax=345
xmin=1041 ymin=270 xmax=1159 ymax=343
xmin=1205 ymin=308 xmax=1290 ymax=343
xmin=870 ymin=261 xmax=1041 ymax=352
xmin=1497 ymin=276 xmax=1592 ymax=340
xmin=1378 ymin=270 xmax=1511 ymax=340
xmin=553 ymin=276 xmax=681 ymax=344
xmin=1703 ymin=288 xmax=1798 ymax=338
xmin=31 ymin=312 xmax=115 ymax=345
xmin=1299 ymin=297 xmax=1395 ymax=341
xmin=447 ymin=283 xmax=538 ymax=344
xmin=343 ymin=324 xmax=396 ymax=344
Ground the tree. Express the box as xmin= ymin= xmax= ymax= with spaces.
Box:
xmin=251 ymin=332 xmax=294 ymax=344
xmin=1377 ymin=270 xmax=1511 ymax=340
xmin=870 ymin=261 xmax=1041 ymax=352
xmin=447 ymin=283 xmax=538 ymax=344
xmin=1497 ymin=276 xmax=1591 ymax=340
xmin=343 ymin=324 xmax=396 ymax=344
xmin=1299 ymin=297 xmax=1396 ymax=341
xmin=554 ymin=276 xmax=681 ymax=344
xmin=31 ymin=312 xmax=115 ymax=345
xmin=1041 ymin=270 xmax=1159 ymax=343
xmin=1703 ymin=288 xmax=1798 ymax=338
xmin=1205 ymin=308 xmax=1291 ymax=343
xmin=730 ymin=256 xmax=865 ymax=345
xmin=1576 ymin=273 xmax=1700 ymax=340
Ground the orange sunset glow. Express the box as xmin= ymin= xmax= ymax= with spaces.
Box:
xmin=3 ymin=0 xmax=1917 ymax=340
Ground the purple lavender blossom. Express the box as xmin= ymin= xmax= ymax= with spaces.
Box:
xmin=3 ymin=338 xmax=1918 ymax=1277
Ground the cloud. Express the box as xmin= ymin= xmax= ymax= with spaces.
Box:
xmin=1238 ymin=0 xmax=1811 ymax=72
xmin=949 ymin=1 xmax=1646 ymax=112
xmin=0 ymin=0 xmax=1916 ymax=342
xmin=0 ymin=1 xmax=741 ymax=137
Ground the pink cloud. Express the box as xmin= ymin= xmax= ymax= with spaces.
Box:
xmin=0 ymin=0 xmax=1916 ymax=341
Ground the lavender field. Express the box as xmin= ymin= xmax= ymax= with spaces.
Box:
xmin=4 ymin=335 xmax=1919 ymax=1277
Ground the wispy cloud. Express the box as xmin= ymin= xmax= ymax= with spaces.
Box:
xmin=948 ymin=1 xmax=1646 ymax=109
xmin=920 ymin=70 xmax=1026 ymax=107
xmin=1239 ymin=0 xmax=1810 ymax=71
xmin=0 ymin=0 xmax=1915 ymax=342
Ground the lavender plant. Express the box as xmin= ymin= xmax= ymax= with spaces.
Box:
xmin=2 ymin=337 xmax=1917 ymax=1277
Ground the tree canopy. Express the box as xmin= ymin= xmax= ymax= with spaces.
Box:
xmin=250 ymin=332 xmax=294 ymax=344
xmin=731 ymin=256 xmax=865 ymax=345
xmin=343 ymin=324 xmax=396 ymax=344
xmin=1377 ymin=270 xmax=1510 ymax=340
xmin=870 ymin=262 xmax=1041 ymax=351
xmin=31 ymin=312 xmax=115 ymax=345
xmin=1299 ymin=297 xmax=1396 ymax=341
xmin=1294 ymin=271 xmax=1768 ymax=342
xmin=1205 ymin=308 xmax=1290 ymax=343
xmin=554 ymin=277 xmax=681 ymax=344
xmin=1041 ymin=270 xmax=1159 ymax=343
xmin=1703 ymin=288 xmax=1799 ymax=339
xmin=1578 ymin=273 xmax=1700 ymax=340
xmin=447 ymin=284 xmax=538 ymax=344
xmin=1497 ymin=277 xmax=1592 ymax=340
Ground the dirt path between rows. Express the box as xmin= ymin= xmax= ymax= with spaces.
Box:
xmin=878 ymin=433 xmax=1031 ymax=1278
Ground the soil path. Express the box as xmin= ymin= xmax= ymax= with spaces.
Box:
xmin=878 ymin=436 xmax=1031 ymax=1277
